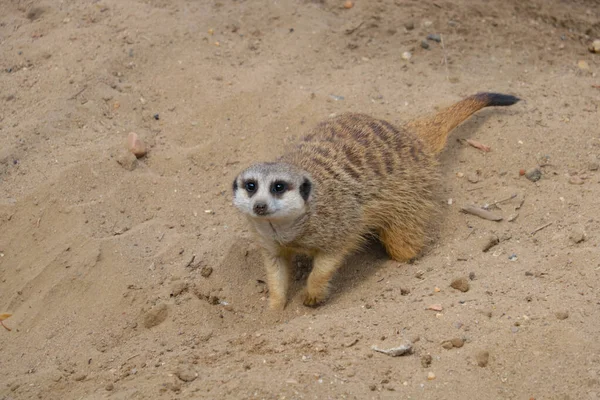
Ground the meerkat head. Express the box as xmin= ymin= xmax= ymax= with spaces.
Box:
xmin=232 ymin=162 xmax=313 ymax=222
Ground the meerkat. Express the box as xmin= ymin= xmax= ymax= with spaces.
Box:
xmin=232 ymin=92 xmax=519 ymax=310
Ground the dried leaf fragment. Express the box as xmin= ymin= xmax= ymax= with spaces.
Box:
xmin=466 ymin=139 xmax=491 ymax=152
xmin=0 ymin=313 xmax=12 ymax=331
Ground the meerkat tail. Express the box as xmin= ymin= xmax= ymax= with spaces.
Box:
xmin=407 ymin=92 xmax=520 ymax=154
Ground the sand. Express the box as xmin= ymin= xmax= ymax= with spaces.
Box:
xmin=1 ymin=0 xmax=599 ymax=399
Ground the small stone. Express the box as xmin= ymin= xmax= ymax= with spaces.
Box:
xmin=441 ymin=341 xmax=453 ymax=350
xmin=143 ymin=303 xmax=168 ymax=329
xmin=468 ymin=272 xmax=476 ymax=280
xmin=466 ymin=172 xmax=479 ymax=183
xmin=555 ymin=311 xmax=569 ymax=320
xmin=127 ymin=132 xmax=147 ymax=158
xmin=401 ymin=51 xmax=412 ymax=60
xmin=116 ymin=151 xmax=137 ymax=171
xmin=450 ymin=277 xmax=470 ymax=292
xmin=400 ymin=287 xmax=410 ymax=296
xmin=404 ymin=22 xmax=415 ymax=30
xmin=175 ymin=365 xmax=198 ymax=382
xmin=426 ymin=304 xmax=443 ymax=311
xmin=369 ymin=384 xmax=377 ymax=391
xmin=589 ymin=39 xmax=600 ymax=53
xmin=421 ymin=354 xmax=432 ymax=367
xmin=524 ymin=167 xmax=541 ymax=182
xmin=427 ymin=33 xmax=441 ymax=42
xmin=74 ymin=374 xmax=87 ymax=382
xmin=450 ymin=338 xmax=465 ymax=348
xmin=569 ymin=228 xmax=586 ymax=244
xmin=343 ymin=0 xmax=353 ymax=9
xmin=578 ymin=60 xmax=590 ymax=70
xmin=588 ymin=160 xmax=599 ymax=171
xmin=105 ymin=383 xmax=114 ymax=391
xmin=427 ymin=372 xmax=436 ymax=380
xmin=482 ymin=234 xmax=499 ymax=252
xmin=200 ymin=266 xmax=213 ymax=278
xmin=476 ymin=350 xmax=489 ymax=367
xmin=420 ymin=40 xmax=430 ymax=49
xmin=569 ymin=176 xmax=584 ymax=185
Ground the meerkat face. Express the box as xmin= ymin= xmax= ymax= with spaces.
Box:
xmin=233 ymin=163 xmax=312 ymax=222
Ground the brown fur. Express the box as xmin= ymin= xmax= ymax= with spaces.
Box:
xmin=236 ymin=92 xmax=519 ymax=309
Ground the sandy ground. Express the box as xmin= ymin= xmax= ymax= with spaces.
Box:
xmin=1 ymin=0 xmax=600 ymax=399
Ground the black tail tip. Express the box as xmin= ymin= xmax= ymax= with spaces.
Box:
xmin=475 ymin=92 xmax=521 ymax=107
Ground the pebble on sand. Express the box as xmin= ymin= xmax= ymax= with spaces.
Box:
xmin=116 ymin=151 xmax=137 ymax=171
xmin=589 ymin=39 xmax=600 ymax=53
xmin=127 ymin=132 xmax=147 ymax=158
xmin=569 ymin=228 xmax=586 ymax=244
xmin=175 ymin=365 xmax=198 ymax=382
xmin=568 ymin=176 xmax=584 ymax=185
xmin=401 ymin=51 xmax=412 ymax=60
xmin=476 ymin=350 xmax=489 ymax=367
xmin=450 ymin=277 xmax=470 ymax=292
xmin=421 ymin=354 xmax=432 ymax=367
xmin=343 ymin=0 xmax=354 ymax=9
xmin=427 ymin=372 xmax=436 ymax=380
xmin=143 ymin=303 xmax=168 ymax=328
xmin=524 ymin=167 xmax=541 ymax=182
xmin=555 ymin=311 xmax=569 ymax=320
xmin=482 ymin=234 xmax=499 ymax=252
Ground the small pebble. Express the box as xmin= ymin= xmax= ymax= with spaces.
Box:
xmin=427 ymin=304 xmax=443 ymax=311
xmin=404 ymin=22 xmax=415 ymax=30
xmin=588 ymin=160 xmax=599 ymax=171
xmin=175 ymin=365 xmax=198 ymax=382
xmin=441 ymin=341 xmax=453 ymax=350
xmin=450 ymin=277 xmax=470 ymax=292
xmin=105 ymin=383 xmax=114 ymax=391
xmin=524 ymin=167 xmax=541 ymax=182
xmin=519 ymin=169 xmax=526 ymax=176
xmin=468 ymin=272 xmax=476 ymax=280
xmin=482 ymin=234 xmax=499 ymax=252
xmin=427 ymin=33 xmax=441 ymax=42
xmin=127 ymin=132 xmax=147 ymax=158
xmin=400 ymin=287 xmax=410 ymax=295
xmin=116 ymin=151 xmax=137 ymax=171
xmin=590 ymin=39 xmax=600 ymax=53
xmin=74 ymin=374 xmax=87 ymax=382
xmin=555 ymin=311 xmax=569 ymax=320
xmin=476 ymin=351 xmax=489 ymax=367
xmin=421 ymin=354 xmax=432 ymax=368
xmin=200 ymin=266 xmax=213 ymax=278
xmin=401 ymin=51 xmax=412 ymax=60
xmin=427 ymin=372 xmax=436 ymax=380
xmin=466 ymin=172 xmax=479 ymax=183
xmin=578 ymin=60 xmax=590 ymax=70
xmin=568 ymin=176 xmax=584 ymax=185
xmin=343 ymin=0 xmax=353 ymax=9
xmin=450 ymin=338 xmax=465 ymax=348
xmin=569 ymin=228 xmax=586 ymax=244
xmin=420 ymin=40 xmax=430 ymax=49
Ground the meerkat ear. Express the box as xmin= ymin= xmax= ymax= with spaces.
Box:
xmin=299 ymin=177 xmax=312 ymax=201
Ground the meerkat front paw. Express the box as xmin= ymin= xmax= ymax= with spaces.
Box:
xmin=302 ymin=288 xmax=327 ymax=307
xmin=268 ymin=296 xmax=287 ymax=311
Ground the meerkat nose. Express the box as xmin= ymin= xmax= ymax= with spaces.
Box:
xmin=253 ymin=202 xmax=268 ymax=215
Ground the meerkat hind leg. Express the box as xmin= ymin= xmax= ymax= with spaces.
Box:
xmin=379 ymin=225 xmax=424 ymax=263
xmin=303 ymin=252 xmax=346 ymax=307
xmin=263 ymin=250 xmax=292 ymax=310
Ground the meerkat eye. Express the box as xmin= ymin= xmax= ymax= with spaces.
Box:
xmin=245 ymin=181 xmax=257 ymax=192
xmin=271 ymin=181 xmax=287 ymax=193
